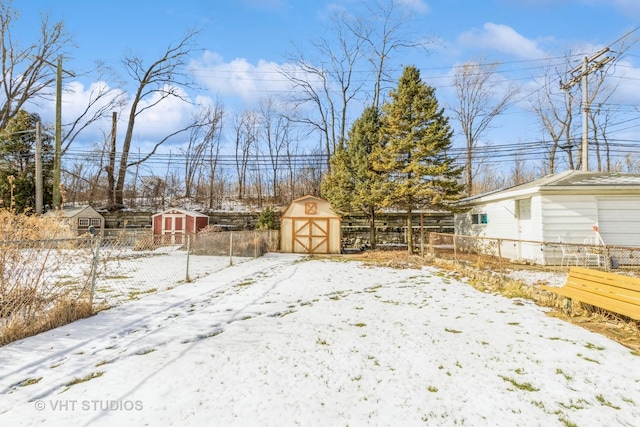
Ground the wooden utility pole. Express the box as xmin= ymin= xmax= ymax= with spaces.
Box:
xmin=35 ymin=121 xmax=43 ymax=214
xmin=560 ymin=48 xmax=613 ymax=171
xmin=52 ymin=56 xmax=62 ymax=208
xmin=107 ymin=112 xmax=118 ymax=210
xmin=46 ymin=56 xmax=75 ymax=209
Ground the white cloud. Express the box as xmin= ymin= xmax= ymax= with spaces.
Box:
xmin=396 ymin=0 xmax=430 ymax=14
xmin=29 ymin=80 xmax=124 ymax=143
xmin=190 ymin=52 xmax=290 ymax=106
xmin=608 ymin=59 xmax=640 ymax=104
xmin=125 ymin=85 xmax=196 ymax=142
xmin=61 ymin=81 xmax=198 ymax=146
xmin=62 ymin=81 xmax=123 ymax=120
xmin=458 ymin=23 xmax=547 ymax=59
xmin=604 ymin=0 xmax=640 ymax=17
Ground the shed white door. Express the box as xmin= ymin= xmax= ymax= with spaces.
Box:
xmin=163 ymin=214 xmax=185 ymax=244
xmin=292 ymin=218 xmax=329 ymax=254
xmin=597 ymin=198 xmax=640 ymax=247
xmin=516 ymin=198 xmax=535 ymax=260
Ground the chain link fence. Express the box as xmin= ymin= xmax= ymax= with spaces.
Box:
xmin=0 ymin=230 xmax=278 ymax=345
xmin=426 ymin=232 xmax=640 ymax=276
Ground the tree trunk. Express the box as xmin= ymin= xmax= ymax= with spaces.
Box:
xmin=106 ymin=112 xmax=118 ymax=210
xmin=406 ymin=209 xmax=413 ymax=255
xmin=114 ymin=96 xmax=140 ymax=208
xmin=369 ymin=205 xmax=377 ymax=250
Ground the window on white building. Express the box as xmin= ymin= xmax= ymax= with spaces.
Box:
xmin=471 ymin=213 xmax=488 ymax=225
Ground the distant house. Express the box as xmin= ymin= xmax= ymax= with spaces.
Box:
xmin=280 ymin=195 xmax=342 ymax=254
xmin=454 ymin=170 xmax=640 ymax=264
xmin=152 ymin=208 xmax=210 ymax=244
xmin=47 ymin=205 xmax=104 ymax=236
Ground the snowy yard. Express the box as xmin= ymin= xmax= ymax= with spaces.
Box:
xmin=0 ymin=253 xmax=638 ymax=426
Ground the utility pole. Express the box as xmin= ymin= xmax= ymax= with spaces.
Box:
xmin=107 ymin=112 xmax=117 ymax=210
xmin=41 ymin=55 xmax=75 ymax=209
xmin=560 ymin=48 xmax=614 ymax=171
xmin=35 ymin=121 xmax=43 ymax=215
xmin=52 ymin=56 xmax=63 ymax=209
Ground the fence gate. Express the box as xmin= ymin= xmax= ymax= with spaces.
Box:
xmin=292 ymin=218 xmax=329 ymax=254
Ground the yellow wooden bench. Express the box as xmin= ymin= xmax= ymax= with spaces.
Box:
xmin=540 ymin=266 xmax=640 ymax=320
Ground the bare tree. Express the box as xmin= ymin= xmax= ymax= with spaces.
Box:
xmin=61 ymin=66 xmax=126 ymax=155
xmin=297 ymin=146 xmax=326 ymax=198
xmin=182 ymin=105 xmax=223 ymax=198
xmin=182 ymin=121 xmax=206 ymax=199
xmin=510 ymin=152 xmax=537 ymax=186
xmin=259 ymin=97 xmax=291 ymax=201
xmin=623 ymin=153 xmax=640 ymax=173
xmin=283 ymin=135 xmax=301 ymax=201
xmin=206 ymin=103 xmax=224 ymax=209
xmin=347 ymin=0 xmax=431 ymax=110
xmin=86 ymin=138 xmax=109 ymax=203
xmin=472 ymin=164 xmax=507 ymax=195
xmin=592 ymin=106 xmax=615 ymax=172
xmin=233 ymin=109 xmax=259 ymax=199
xmin=140 ymin=175 xmax=167 ymax=211
xmin=279 ymin=12 xmax=363 ymax=169
xmin=533 ymin=45 xmax=626 ymax=173
xmin=531 ymin=66 xmax=576 ymax=173
xmin=451 ymin=60 xmax=519 ymax=195
xmin=111 ymin=30 xmax=200 ymax=209
xmin=0 ymin=2 xmax=72 ymax=130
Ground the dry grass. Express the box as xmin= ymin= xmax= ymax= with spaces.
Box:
xmin=0 ymin=298 xmax=93 ymax=346
xmin=0 ymin=208 xmax=73 ymax=241
xmin=0 ymin=208 xmax=95 ymax=346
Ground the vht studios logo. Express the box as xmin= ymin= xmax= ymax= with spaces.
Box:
xmin=35 ymin=399 xmax=143 ymax=411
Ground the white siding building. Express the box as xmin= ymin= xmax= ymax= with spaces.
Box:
xmin=454 ymin=171 xmax=640 ymax=265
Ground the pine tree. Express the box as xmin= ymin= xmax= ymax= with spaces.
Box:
xmin=373 ymin=66 xmax=463 ymax=254
xmin=321 ymin=106 xmax=385 ymax=248
xmin=0 ymin=111 xmax=53 ymax=212
xmin=321 ymin=146 xmax=354 ymax=215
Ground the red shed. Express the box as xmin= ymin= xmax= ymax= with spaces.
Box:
xmin=152 ymin=208 xmax=209 ymax=244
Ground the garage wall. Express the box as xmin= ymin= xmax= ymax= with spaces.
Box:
xmin=540 ymin=195 xmax=598 ymax=244
xmin=596 ymin=197 xmax=640 ymax=246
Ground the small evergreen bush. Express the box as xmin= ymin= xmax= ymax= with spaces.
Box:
xmin=256 ymin=207 xmax=278 ymax=230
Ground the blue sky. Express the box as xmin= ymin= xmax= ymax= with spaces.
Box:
xmin=13 ymin=0 xmax=640 ymax=173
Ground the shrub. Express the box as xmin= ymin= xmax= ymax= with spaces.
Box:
xmin=256 ymin=207 xmax=278 ymax=230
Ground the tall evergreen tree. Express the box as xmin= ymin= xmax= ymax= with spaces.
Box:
xmin=373 ymin=66 xmax=463 ymax=254
xmin=322 ymin=106 xmax=385 ymax=248
xmin=0 ymin=111 xmax=53 ymax=212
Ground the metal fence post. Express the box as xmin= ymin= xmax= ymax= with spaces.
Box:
xmin=185 ymin=234 xmax=191 ymax=283
xmin=89 ymin=236 xmax=102 ymax=309
xmin=497 ymin=238 xmax=503 ymax=276
xmin=229 ymin=231 xmax=234 ymax=266
xmin=453 ymin=235 xmax=458 ymax=263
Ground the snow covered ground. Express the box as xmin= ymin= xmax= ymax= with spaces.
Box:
xmin=0 ymin=253 xmax=638 ymax=426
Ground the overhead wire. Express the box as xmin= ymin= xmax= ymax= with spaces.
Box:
xmin=11 ymin=27 xmax=640 ymax=177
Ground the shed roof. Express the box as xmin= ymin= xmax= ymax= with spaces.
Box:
xmin=151 ymin=208 xmax=210 ymax=218
xmin=46 ymin=205 xmax=103 ymax=218
xmin=281 ymin=195 xmax=339 ymax=218
xmin=457 ymin=170 xmax=640 ymax=206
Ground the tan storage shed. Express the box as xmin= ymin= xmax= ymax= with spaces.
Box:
xmin=280 ymin=195 xmax=342 ymax=254
xmin=46 ymin=205 xmax=105 ymax=236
